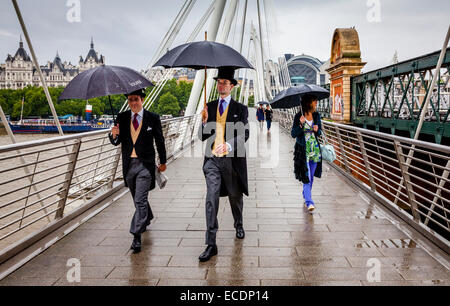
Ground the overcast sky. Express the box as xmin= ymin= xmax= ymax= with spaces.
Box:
xmin=1 ymin=0 xmax=449 ymax=73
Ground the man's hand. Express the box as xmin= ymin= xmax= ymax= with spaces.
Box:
xmin=313 ymin=125 xmax=319 ymax=132
xmin=202 ymin=106 xmax=208 ymax=124
xmin=158 ymin=164 xmax=167 ymax=172
xmin=214 ymin=143 xmax=228 ymax=155
xmin=111 ymin=124 xmax=120 ymax=138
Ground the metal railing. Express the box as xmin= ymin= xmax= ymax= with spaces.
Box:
xmin=317 ymin=83 xmax=331 ymax=119
xmin=0 ymin=114 xmax=201 ymax=257
xmin=274 ymin=109 xmax=450 ymax=252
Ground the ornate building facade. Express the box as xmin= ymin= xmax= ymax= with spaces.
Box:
xmin=0 ymin=38 xmax=105 ymax=90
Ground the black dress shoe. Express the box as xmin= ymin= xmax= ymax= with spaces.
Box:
xmin=236 ymin=228 xmax=245 ymax=239
xmin=131 ymin=234 xmax=141 ymax=253
xmin=198 ymin=245 xmax=218 ymax=262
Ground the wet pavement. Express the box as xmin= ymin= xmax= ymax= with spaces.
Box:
xmin=1 ymin=113 xmax=449 ymax=286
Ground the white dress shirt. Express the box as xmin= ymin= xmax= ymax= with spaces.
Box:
xmin=131 ymin=108 xmax=144 ymax=126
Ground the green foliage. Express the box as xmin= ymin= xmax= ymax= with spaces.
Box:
xmin=248 ymin=95 xmax=255 ymax=107
xmin=156 ymin=92 xmax=180 ymax=117
xmin=0 ymin=79 xmax=194 ymax=119
xmin=231 ymin=85 xmax=241 ymax=101
xmin=148 ymin=79 xmax=192 ymax=116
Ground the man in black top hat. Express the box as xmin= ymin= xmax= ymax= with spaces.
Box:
xmin=198 ymin=67 xmax=250 ymax=262
xmin=109 ymin=88 xmax=167 ymax=253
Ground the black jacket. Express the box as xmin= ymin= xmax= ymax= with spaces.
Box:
xmin=291 ymin=111 xmax=323 ymax=183
xmin=198 ymin=99 xmax=250 ymax=196
xmin=109 ymin=109 xmax=167 ymax=191
xmin=265 ymin=109 xmax=273 ymax=121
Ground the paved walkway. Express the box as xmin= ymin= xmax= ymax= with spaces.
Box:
xmin=1 ymin=114 xmax=449 ymax=286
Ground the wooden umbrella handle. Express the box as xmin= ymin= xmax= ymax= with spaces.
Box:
xmin=204 ymin=31 xmax=208 ymax=108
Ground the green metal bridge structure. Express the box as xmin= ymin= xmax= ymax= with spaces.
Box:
xmin=318 ymin=48 xmax=450 ymax=145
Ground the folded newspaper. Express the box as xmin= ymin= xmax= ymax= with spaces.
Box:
xmin=155 ymin=165 xmax=168 ymax=189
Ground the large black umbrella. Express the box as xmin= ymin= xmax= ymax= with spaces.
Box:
xmin=59 ymin=65 xmax=154 ymax=124
xmin=153 ymin=40 xmax=254 ymax=70
xmin=153 ymin=36 xmax=254 ymax=108
xmin=270 ymin=84 xmax=330 ymax=109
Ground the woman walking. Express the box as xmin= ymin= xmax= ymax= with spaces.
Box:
xmin=264 ymin=105 xmax=273 ymax=133
xmin=291 ymin=94 xmax=323 ymax=212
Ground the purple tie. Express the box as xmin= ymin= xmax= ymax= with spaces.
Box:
xmin=219 ymin=99 xmax=225 ymax=116
xmin=133 ymin=113 xmax=139 ymax=130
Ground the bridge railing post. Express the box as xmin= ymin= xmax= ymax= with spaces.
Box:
xmin=55 ymin=139 xmax=82 ymax=219
xmin=423 ymin=159 xmax=450 ymax=228
xmin=393 ymin=140 xmax=421 ymax=222
xmin=190 ymin=115 xmax=198 ymax=146
xmin=335 ymin=127 xmax=350 ymax=172
xmin=89 ymin=136 xmax=106 ymax=191
xmin=356 ymin=131 xmax=377 ymax=192
xmin=108 ymin=145 xmax=122 ymax=189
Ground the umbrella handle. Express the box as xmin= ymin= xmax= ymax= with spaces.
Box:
xmin=204 ymin=31 xmax=207 ymax=109
xmin=108 ymin=95 xmax=117 ymax=125
xmin=204 ymin=67 xmax=207 ymax=108
xmin=299 ymin=98 xmax=304 ymax=117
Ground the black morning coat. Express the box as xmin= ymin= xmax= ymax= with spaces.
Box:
xmin=198 ymin=98 xmax=250 ymax=197
xmin=109 ymin=109 xmax=167 ymax=191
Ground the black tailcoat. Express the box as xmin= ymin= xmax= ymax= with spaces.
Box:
xmin=109 ymin=109 xmax=167 ymax=191
xmin=198 ymin=99 xmax=250 ymax=196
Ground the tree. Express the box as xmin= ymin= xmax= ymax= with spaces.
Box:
xmin=12 ymin=98 xmax=31 ymax=118
xmin=157 ymin=92 xmax=180 ymax=117
xmin=248 ymin=95 xmax=255 ymax=107
xmin=0 ymin=79 xmax=197 ymax=119
xmin=175 ymin=81 xmax=193 ymax=111
xmin=231 ymin=85 xmax=241 ymax=101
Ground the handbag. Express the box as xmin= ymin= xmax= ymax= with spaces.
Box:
xmin=155 ymin=165 xmax=168 ymax=189
xmin=320 ymin=131 xmax=336 ymax=162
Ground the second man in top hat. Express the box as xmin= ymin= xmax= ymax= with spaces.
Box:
xmin=198 ymin=67 xmax=250 ymax=262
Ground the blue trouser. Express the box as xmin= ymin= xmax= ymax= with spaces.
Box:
xmin=302 ymin=160 xmax=317 ymax=206
xmin=266 ymin=120 xmax=272 ymax=130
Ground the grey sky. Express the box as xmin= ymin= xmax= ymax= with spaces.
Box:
xmin=1 ymin=0 xmax=449 ymax=74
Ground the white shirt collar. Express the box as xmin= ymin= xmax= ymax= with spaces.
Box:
xmin=219 ymin=95 xmax=232 ymax=104
xmin=131 ymin=108 xmax=144 ymax=119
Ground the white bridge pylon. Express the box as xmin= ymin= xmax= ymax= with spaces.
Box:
xmin=121 ymin=0 xmax=291 ymax=153
xmin=121 ymin=0 xmax=290 ymax=116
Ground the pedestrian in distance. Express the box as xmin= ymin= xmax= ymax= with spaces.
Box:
xmin=264 ymin=104 xmax=273 ymax=133
xmin=256 ymin=104 xmax=265 ymax=129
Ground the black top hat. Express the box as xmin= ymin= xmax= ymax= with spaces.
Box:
xmin=213 ymin=67 xmax=238 ymax=86
xmin=125 ymin=88 xmax=146 ymax=98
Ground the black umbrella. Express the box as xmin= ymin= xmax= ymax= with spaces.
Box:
xmin=270 ymin=84 xmax=330 ymax=109
xmin=153 ymin=34 xmax=254 ymax=109
xmin=153 ymin=40 xmax=254 ymax=70
xmin=59 ymin=65 xmax=154 ymax=124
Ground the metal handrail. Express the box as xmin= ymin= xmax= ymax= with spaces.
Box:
xmin=0 ymin=114 xmax=202 ymax=254
xmin=274 ymin=109 xmax=450 ymax=252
